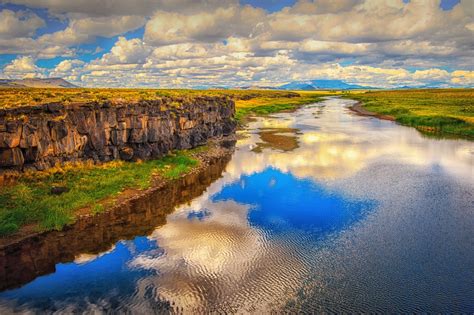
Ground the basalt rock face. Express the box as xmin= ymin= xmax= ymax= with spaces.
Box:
xmin=0 ymin=96 xmax=235 ymax=172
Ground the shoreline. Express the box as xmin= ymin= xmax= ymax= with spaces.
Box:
xmin=348 ymin=100 xmax=473 ymax=140
xmin=0 ymin=136 xmax=235 ymax=250
xmin=349 ymin=101 xmax=395 ymax=121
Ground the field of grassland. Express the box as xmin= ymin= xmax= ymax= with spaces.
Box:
xmin=0 ymin=89 xmax=330 ymax=237
xmin=346 ymin=89 xmax=474 ymax=138
xmin=0 ymin=87 xmax=328 ymax=108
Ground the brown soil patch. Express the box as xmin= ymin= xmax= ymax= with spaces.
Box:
xmin=253 ymin=128 xmax=300 ymax=152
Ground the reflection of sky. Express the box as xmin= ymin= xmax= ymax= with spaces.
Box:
xmin=229 ymin=98 xmax=474 ymax=182
xmin=1 ymin=97 xmax=473 ymax=313
xmin=127 ymin=167 xmax=375 ymax=311
xmin=214 ymin=168 xmax=374 ymax=237
xmin=0 ymin=238 xmax=158 ymax=312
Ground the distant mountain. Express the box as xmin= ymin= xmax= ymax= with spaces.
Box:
xmin=236 ymin=85 xmax=276 ymax=90
xmin=0 ymin=78 xmax=78 ymax=88
xmin=279 ymin=79 xmax=375 ymax=90
xmin=278 ymin=82 xmax=315 ymax=90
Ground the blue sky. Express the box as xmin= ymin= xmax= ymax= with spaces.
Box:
xmin=244 ymin=0 xmax=462 ymax=11
xmin=0 ymin=0 xmax=472 ymax=88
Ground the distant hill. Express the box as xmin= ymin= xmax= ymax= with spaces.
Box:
xmin=0 ymin=78 xmax=78 ymax=88
xmin=279 ymin=79 xmax=376 ymax=90
xmin=393 ymin=82 xmax=467 ymax=89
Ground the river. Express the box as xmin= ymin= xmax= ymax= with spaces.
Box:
xmin=1 ymin=97 xmax=473 ymax=313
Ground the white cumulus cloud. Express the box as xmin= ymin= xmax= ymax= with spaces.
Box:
xmin=0 ymin=9 xmax=44 ymax=39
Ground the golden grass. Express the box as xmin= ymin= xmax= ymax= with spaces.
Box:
xmin=0 ymin=88 xmax=306 ymax=109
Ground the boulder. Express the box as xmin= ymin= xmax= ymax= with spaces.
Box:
xmin=119 ymin=147 xmax=134 ymax=161
xmin=50 ymin=186 xmax=70 ymax=195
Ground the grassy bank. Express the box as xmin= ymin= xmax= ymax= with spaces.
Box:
xmin=346 ymin=89 xmax=474 ymax=138
xmin=0 ymin=151 xmax=198 ymax=236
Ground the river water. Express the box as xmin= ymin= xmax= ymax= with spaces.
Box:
xmin=1 ymin=97 xmax=473 ymax=313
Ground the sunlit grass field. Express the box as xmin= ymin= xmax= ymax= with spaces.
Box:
xmin=346 ymin=89 xmax=474 ymax=138
xmin=0 ymin=87 xmax=311 ymax=109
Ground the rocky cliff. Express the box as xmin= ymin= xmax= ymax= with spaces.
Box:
xmin=0 ymin=96 xmax=235 ymax=173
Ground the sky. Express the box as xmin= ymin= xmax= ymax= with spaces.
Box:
xmin=0 ymin=0 xmax=472 ymax=88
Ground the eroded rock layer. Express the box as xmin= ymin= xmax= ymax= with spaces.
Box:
xmin=0 ymin=96 xmax=235 ymax=171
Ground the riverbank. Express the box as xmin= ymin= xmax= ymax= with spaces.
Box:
xmin=349 ymin=101 xmax=395 ymax=121
xmin=345 ymin=89 xmax=474 ymax=139
xmin=0 ymin=143 xmax=234 ymax=291
xmin=0 ymin=136 xmax=235 ymax=245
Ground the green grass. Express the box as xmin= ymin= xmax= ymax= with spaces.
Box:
xmin=346 ymin=89 xmax=474 ymax=138
xmin=0 ymin=151 xmax=198 ymax=236
xmin=235 ymin=103 xmax=295 ymax=121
